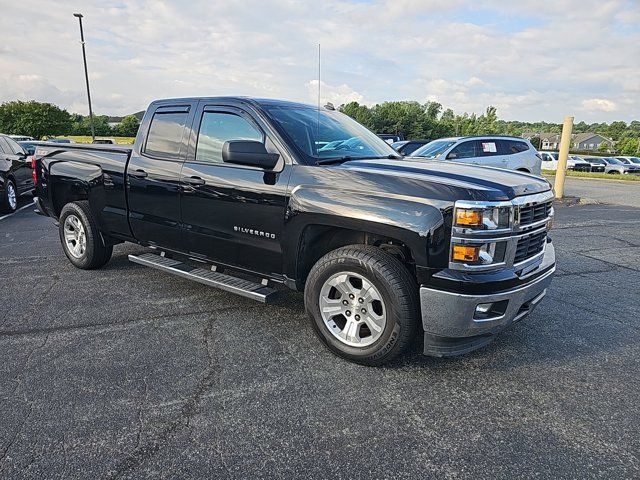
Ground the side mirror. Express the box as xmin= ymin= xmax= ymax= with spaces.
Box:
xmin=447 ymin=152 xmax=458 ymax=160
xmin=222 ymin=140 xmax=279 ymax=169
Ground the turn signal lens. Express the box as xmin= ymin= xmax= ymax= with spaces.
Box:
xmin=452 ymin=245 xmax=479 ymax=262
xmin=455 ymin=209 xmax=482 ymax=226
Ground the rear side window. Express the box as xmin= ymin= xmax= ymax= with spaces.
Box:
xmin=499 ymin=140 xmax=529 ymax=155
xmin=449 ymin=140 xmax=476 ymax=159
xmin=144 ymin=111 xmax=188 ymax=158
xmin=195 ymin=112 xmax=263 ymax=164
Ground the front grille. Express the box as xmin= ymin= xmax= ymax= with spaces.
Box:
xmin=573 ymin=164 xmax=591 ymax=172
xmin=518 ymin=200 xmax=552 ymax=227
xmin=591 ymin=166 xmax=605 ymax=172
xmin=514 ymin=230 xmax=546 ymax=264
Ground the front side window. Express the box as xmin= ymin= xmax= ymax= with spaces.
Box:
xmin=265 ymin=106 xmax=397 ymax=164
xmin=145 ymin=111 xmax=188 ymax=157
xmin=195 ymin=112 xmax=263 ymax=164
xmin=413 ymin=140 xmax=457 ymax=158
xmin=449 ymin=141 xmax=477 ymax=159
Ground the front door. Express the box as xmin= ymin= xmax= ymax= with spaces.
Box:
xmin=179 ymin=103 xmax=291 ymax=276
xmin=127 ymin=102 xmax=197 ymax=250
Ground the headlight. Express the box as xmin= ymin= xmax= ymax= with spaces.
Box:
xmin=454 ymin=206 xmax=512 ymax=230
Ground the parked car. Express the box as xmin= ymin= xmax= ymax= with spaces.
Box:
xmin=46 ymin=138 xmax=75 ymax=144
xmin=32 ymin=96 xmax=555 ymax=365
xmin=378 ymin=133 xmax=404 ymax=144
xmin=391 ymin=140 xmax=430 ymax=156
xmin=18 ymin=140 xmax=37 ymax=156
xmin=537 ymin=152 xmax=590 ymax=172
xmin=92 ymin=138 xmax=117 ymax=144
xmin=576 ymin=157 xmax=606 ymax=173
xmin=586 ymin=157 xmax=639 ymax=175
xmin=616 ymin=156 xmax=640 ymax=166
xmin=0 ymin=134 xmax=35 ymax=213
xmin=413 ymin=136 xmax=542 ymax=175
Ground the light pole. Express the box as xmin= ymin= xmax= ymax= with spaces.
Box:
xmin=73 ymin=13 xmax=95 ymax=141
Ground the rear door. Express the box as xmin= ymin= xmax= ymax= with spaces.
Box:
xmin=476 ymin=139 xmax=508 ymax=168
xmin=179 ymin=102 xmax=291 ymax=275
xmin=126 ymin=102 xmax=197 ymax=250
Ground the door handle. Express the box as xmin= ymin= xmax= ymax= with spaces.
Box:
xmin=183 ymin=176 xmax=205 ymax=186
xmin=130 ymin=169 xmax=148 ymax=178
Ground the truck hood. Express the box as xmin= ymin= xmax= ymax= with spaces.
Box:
xmin=342 ymin=158 xmax=551 ymax=201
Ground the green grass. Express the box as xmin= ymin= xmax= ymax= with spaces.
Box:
xmin=51 ymin=136 xmax=136 ymax=145
xmin=542 ymin=169 xmax=640 ymax=181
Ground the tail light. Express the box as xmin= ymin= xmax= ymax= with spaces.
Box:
xmin=31 ymin=156 xmax=37 ymax=185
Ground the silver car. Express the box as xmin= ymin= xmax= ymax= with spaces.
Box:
xmin=586 ymin=157 xmax=640 ymax=175
xmin=412 ymin=136 xmax=542 ymax=175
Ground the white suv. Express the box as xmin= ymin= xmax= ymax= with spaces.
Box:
xmin=412 ymin=136 xmax=542 ymax=175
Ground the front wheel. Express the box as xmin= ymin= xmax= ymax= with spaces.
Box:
xmin=305 ymin=245 xmax=420 ymax=366
xmin=59 ymin=201 xmax=113 ymax=269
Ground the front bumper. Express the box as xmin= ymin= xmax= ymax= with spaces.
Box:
xmin=420 ymin=242 xmax=555 ymax=356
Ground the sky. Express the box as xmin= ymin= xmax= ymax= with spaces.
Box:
xmin=0 ymin=0 xmax=638 ymax=123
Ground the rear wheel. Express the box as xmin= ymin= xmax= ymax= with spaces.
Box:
xmin=1 ymin=179 xmax=17 ymax=213
xmin=305 ymin=245 xmax=419 ymax=366
xmin=59 ymin=201 xmax=112 ymax=269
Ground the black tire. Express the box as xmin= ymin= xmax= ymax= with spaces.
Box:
xmin=304 ymin=244 xmax=420 ymax=366
xmin=608 ymin=171 xmax=620 ymax=175
xmin=0 ymin=178 xmax=18 ymax=214
xmin=58 ymin=201 xmax=113 ymax=269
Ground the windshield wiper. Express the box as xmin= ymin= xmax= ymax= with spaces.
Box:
xmin=315 ymin=154 xmax=400 ymax=166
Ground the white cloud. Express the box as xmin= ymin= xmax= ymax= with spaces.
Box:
xmin=0 ymin=0 xmax=637 ymax=123
xmin=581 ymin=98 xmax=618 ymax=112
xmin=306 ymin=80 xmax=367 ymax=107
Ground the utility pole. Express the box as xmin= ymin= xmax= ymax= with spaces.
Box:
xmin=73 ymin=13 xmax=95 ymax=142
xmin=554 ymin=116 xmax=574 ymax=199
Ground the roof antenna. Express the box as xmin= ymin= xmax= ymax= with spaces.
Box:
xmin=317 ymin=43 xmax=321 ymax=137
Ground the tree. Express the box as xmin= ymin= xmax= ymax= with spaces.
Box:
xmin=598 ymin=141 xmax=610 ymax=153
xmin=115 ymin=115 xmax=140 ymax=137
xmin=0 ymin=100 xmax=71 ymax=139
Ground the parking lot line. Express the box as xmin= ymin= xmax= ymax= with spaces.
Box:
xmin=0 ymin=200 xmax=35 ymax=222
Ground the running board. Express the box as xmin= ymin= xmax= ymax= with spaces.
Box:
xmin=128 ymin=252 xmax=278 ymax=303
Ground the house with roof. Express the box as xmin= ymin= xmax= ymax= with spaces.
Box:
xmin=572 ymin=133 xmax=614 ymax=151
xmin=524 ymin=132 xmax=614 ymax=151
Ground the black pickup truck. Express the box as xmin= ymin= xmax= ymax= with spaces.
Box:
xmin=33 ymin=97 xmax=556 ymax=365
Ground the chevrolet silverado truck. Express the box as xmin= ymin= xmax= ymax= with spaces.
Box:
xmin=33 ymin=97 xmax=556 ymax=365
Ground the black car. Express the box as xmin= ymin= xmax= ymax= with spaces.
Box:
xmin=0 ymin=134 xmax=34 ymax=213
xmin=377 ymin=133 xmax=404 ymax=144
xmin=391 ymin=140 xmax=430 ymax=156
xmin=33 ymin=96 xmax=555 ymax=365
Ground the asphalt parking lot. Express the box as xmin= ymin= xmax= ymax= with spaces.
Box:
xmin=1 ymin=192 xmax=639 ymax=479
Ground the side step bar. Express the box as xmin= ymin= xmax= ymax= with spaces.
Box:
xmin=128 ymin=252 xmax=278 ymax=303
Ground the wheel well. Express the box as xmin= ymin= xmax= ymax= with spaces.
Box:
xmin=296 ymin=225 xmax=414 ymax=284
xmin=517 ymin=168 xmax=530 ymax=173
xmin=52 ymin=182 xmax=89 ymax=217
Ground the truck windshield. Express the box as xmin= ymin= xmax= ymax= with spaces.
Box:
xmin=264 ymin=106 xmax=398 ymax=164
xmin=412 ymin=140 xmax=457 ymax=158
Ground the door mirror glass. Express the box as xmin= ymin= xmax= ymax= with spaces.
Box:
xmin=222 ymin=140 xmax=279 ymax=169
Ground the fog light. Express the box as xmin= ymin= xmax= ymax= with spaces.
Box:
xmin=452 ymin=245 xmax=479 ymax=262
xmin=475 ymin=303 xmax=493 ymax=314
